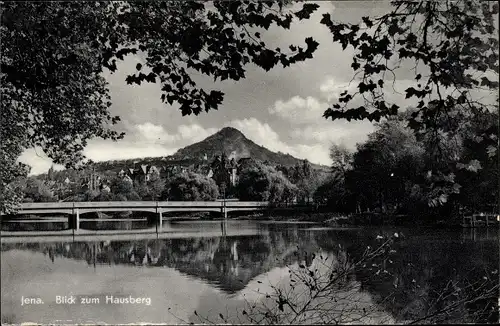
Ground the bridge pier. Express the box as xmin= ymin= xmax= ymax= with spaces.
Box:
xmin=221 ymin=201 xmax=227 ymax=219
xmin=69 ymin=208 xmax=80 ymax=231
xmin=156 ymin=211 xmax=163 ymax=232
xmin=221 ymin=220 xmax=227 ymax=237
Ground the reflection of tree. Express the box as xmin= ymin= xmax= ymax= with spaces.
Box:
xmin=159 ymin=236 xmax=273 ymax=293
xmin=4 ymin=228 xmax=497 ymax=323
xmin=5 ymin=231 xmax=322 ymax=294
xmin=313 ymin=230 xmax=499 ymax=324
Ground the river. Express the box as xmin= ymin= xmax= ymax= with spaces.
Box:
xmin=1 ymin=220 xmax=498 ymax=324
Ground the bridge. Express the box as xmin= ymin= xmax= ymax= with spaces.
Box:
xmin=3 ymin=201 xmax=270 ymax=232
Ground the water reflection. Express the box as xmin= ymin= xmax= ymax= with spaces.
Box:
xmin=1 ymin=223 xmax=498 ymax=324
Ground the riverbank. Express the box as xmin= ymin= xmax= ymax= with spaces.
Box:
xmin=3 ymin=210 xmax=485 ymax=230
xmin=252 ymin=210 xmax=472 ymax=228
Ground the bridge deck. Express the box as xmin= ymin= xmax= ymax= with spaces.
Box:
xmin=10 ymin=201 xmax=270 ymax=215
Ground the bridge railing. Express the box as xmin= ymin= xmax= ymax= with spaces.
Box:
xmin=226 ymin=201 xmax=269 ymax=207
xmin=158 ymin=201 xmax=223 ymax=207
xmin=75 ymin=201 xmax=153 ymax=208
xmin=20 ymin=202 xmax=75 ymax=209
xmin=17 ymin=201 xmax=272 ymax=212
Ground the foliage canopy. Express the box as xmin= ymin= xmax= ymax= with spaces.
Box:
xmin=0 ymin=1 xmax=320 ymax=212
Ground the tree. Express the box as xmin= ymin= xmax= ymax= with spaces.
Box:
xmin=285 ymin=160 xmax=324 ymax=204
xmin=314 ymin=174 xmax=356 ymax=213
xmin=135 ymin=182 xmax=151 ymax=201
xmin=148 ymin=174 xmax=165 ymax=201
xmin=94 ymin=191 xmax=114 ymax=202
xmin=310 ymin=145 xmax=355 ymax=211
xmin=1 ymin=2 xmax=320 ymax=213
xmin=22 ymin=178 xmax=58 ymax=203
xmin=294 ymin=169 xmax=327 ymax=205
xmin=134 ymin=174 xmax=164 ymax=200
xmin=321 ymin=1 xmax=498 ymax=131
xmin=237 ymin=161 xmax=297 ymax=202
xmin=329 ymin=144 xmax=353 ymax=178
xmin=346 ymin=116 xmax=426 ymax=214
xmin=451 ymin=110 xmax=499 ymax=212
xmin=110 ymin=177 xmax=140 ymax=201
xmin=320 ymin=1 xmax=499 ymax=206
xmin=165 ymin=172 xmax=219 ymax=201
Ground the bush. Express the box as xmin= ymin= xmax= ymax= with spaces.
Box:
xmin=237 ymin=162 xmax=297 ymax=202
xmin=165 ymin=172 xmax=219 ymax=201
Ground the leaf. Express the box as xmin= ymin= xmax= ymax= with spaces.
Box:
xmin=295 ymin=3 xmax=320 ymax=20
xmin=466 ymin=159 xmax=482 ymax=172
xmin=362 ymin=16 xmax=373 ymax=28
xmin=166 ymin=95 xmax=175 ymax=105
xmin=486 ymin=145 xmax=497 ymax=158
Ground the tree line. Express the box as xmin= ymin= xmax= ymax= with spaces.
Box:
xmin=16 ymin=157 xmax=327 ymax=205
xmin=316 ymin=108 xmax=498 ymax=222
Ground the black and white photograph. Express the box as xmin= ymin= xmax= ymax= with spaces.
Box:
xmin=1 ymin=1 xmax=499 ymax=324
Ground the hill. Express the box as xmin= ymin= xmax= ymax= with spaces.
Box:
xmin=49 ymin=127 xmax=330 ymax=176
xmin=170 ymin=127 xmax=325 ymax=168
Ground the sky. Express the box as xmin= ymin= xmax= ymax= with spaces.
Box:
xmin=18 ymin=1 xmax=498 ymax=175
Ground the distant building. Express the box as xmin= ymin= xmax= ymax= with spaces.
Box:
xmin=237 ymin=157 xmax=252 ymax=167
xmin=82 ymin=168 xmax=101 ymax=192
xmin=117 ymin=164 xmax=160 ymax=184
xmin=47 ymin=165 xmax=55 ymax=181
xmin=228 ymin=151 xmax=237 ymax=160
xmin=209 ymin=153 xmax=240 ymax=189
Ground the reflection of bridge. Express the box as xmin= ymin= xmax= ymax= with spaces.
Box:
xmin=7 ymin=201 xmax=270 ymax=231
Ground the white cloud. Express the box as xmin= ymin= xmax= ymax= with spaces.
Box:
xmin=319 ymin=76 xmax=358 ymax=101
xmin=268 ymin=76 xmax=362 ymax=125
xmin=19 ymin=123 xmax=219 ymax=175
xmin=134 ymin=123 xmax=217 ymax=145
xmin=270 ymin=96 xmax=328 ymax=124
xmin=178 ymin=124 xmax=218 ymax=143
xmin=83 ymin=141 xmax=177 ymax=162
xmin=269 ymin=76 xmax=424 ymax=130
xmin=136 ymin=122 xmax=176 ymax=143
xmin=226 ymin=118 xmax=284 ymax=151
xmin=21 ymin=114 xmax=370 ymax=175
xmin=17 ymin=148 xmax=65 ymax=176
xmin=291 ymin=121 xmax=375 ymax=150
xmin=293 ymin=144 xmax=332 ymax=166
xmin=18 ymin=142 xmax=178 ymax=176
xmin=19 ymin=118 xmax=341 ymax=175
xmin=224 ymin=118 xmax=333 ymax=166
